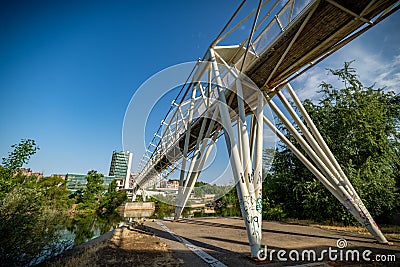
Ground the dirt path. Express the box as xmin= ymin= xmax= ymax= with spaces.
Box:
xmin=44 ymin=223 xmax=182 ymax=267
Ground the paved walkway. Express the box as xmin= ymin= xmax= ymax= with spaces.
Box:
xmin=145 ymin=217 xmax=400 ymax=267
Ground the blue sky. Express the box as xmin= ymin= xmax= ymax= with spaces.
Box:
xmin=0 ymin=0 xmax=399 ymax=176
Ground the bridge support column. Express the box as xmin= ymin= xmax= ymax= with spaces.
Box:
xmin=141 ymin=188 xmax=147 ymax=202
xmin=176 ymin=85 xmax=198 ymax=219
xmin=174 ymin=107 xmax=220 ymax=220
xmin=210 ymin=48 xmax=264 ymax=257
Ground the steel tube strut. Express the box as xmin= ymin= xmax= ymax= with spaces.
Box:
xmin=284 ymin=83 xmax=388 ymax=243
xmin=266 ymin=94 xmax=380 ymax=231
xmin=211 ymin=48 xmax=263 ymax=257
xmin=253 ymin=92 xmax=264 ymax=200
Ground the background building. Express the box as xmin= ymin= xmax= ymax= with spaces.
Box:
xmin=129 ymin=172 xmax=138 ymax=188
xmin=66 ymin=173 xmax=115 ymax=194
xmin=108 ymin=151 xmax=133 ymax=190
xmin=66 ymin=173 xmax=86 ymax=193
xmin=159 ymin=179 xmax=180 ymax=189
xmin=18 ymin=168 xmax=43 ymax=180
xmin=50 ymin=174 xmax=66 ymax=180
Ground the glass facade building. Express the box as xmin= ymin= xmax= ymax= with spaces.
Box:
xmin=109 ymin=151 xmax=133 ymax=189
xmin=66 ymin=173 xmax=115 ymax=193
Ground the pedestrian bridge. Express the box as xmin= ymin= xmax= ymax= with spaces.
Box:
xmin=130 ymin=0 xmax=399 ymax=257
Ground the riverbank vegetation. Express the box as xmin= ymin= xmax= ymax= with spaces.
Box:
xmin=0 ymin=140 xmax=127 ymax=266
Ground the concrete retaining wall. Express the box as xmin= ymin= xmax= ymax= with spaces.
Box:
xmin=123 ymin=202 xmax=155 ymax=210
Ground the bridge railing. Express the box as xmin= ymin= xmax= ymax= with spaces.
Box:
xmin=135 ymin=62 xmax=235 ymax=189
xmin=135 ymin=0 xmax=310 ymax=190
xmin=212 ymin=0 xmax=310 ymax=63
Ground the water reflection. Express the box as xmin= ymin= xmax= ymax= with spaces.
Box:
xmin=62 ymin=204 xmax=241 ymax=248
xmin=64 ymin=213 xmax=123 ymax=246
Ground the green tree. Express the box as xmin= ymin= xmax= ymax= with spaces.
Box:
xmin=80 ymin=170 xmax=105 ymax=206
xmin=39 ymin=176 xmax=72 ymax=210
xmin=266 ymin=62 xmax=400 ymax=224
xmin=0 ymin=139 xmax=40 ymax=197
xmin=98 ymin=180 xmax=127 ymax=215
xmin=0 ymin=140 xmax=67 ymax=266
xmin=1 ymin=139 xmax=39 ymax=173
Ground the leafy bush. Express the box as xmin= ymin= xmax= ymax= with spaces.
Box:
xmin=265 ymin=62 xmax=400 ymax=224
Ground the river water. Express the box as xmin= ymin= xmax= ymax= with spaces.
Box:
xmin=62 ymin=205 xmax=241 ymax=247
xmin=61 ymin=213 xmax=123 ymax=247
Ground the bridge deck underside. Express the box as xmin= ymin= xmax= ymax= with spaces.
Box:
xmin=247 ymin=0 xmax=397 ymax=91
xmin=137 ymin=0 xmax=397 ymax=187
xmin=150 ymin=85 xmax=259 ymax=176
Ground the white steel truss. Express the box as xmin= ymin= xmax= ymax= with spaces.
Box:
xmin=131 ymin=0 xmax=398 ymax=258
xmin=210 ymin=48 xmax=265 ymax=256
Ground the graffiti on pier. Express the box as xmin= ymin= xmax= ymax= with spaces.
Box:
xmin=256 ymin=198 xmax=262 ymax=214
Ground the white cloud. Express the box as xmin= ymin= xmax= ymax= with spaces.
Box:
xmin=325 ymin=43 xmax=400 ymax=93
xmin=291 ymin=67 xmax=328 ymax=100
xmin=287 ymin=65 xmax=340 ymax=102
xmin=287 ymin=43 xmax=400 ymax=102
xmin=373 ymin=55 xmax=400 ymax=92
